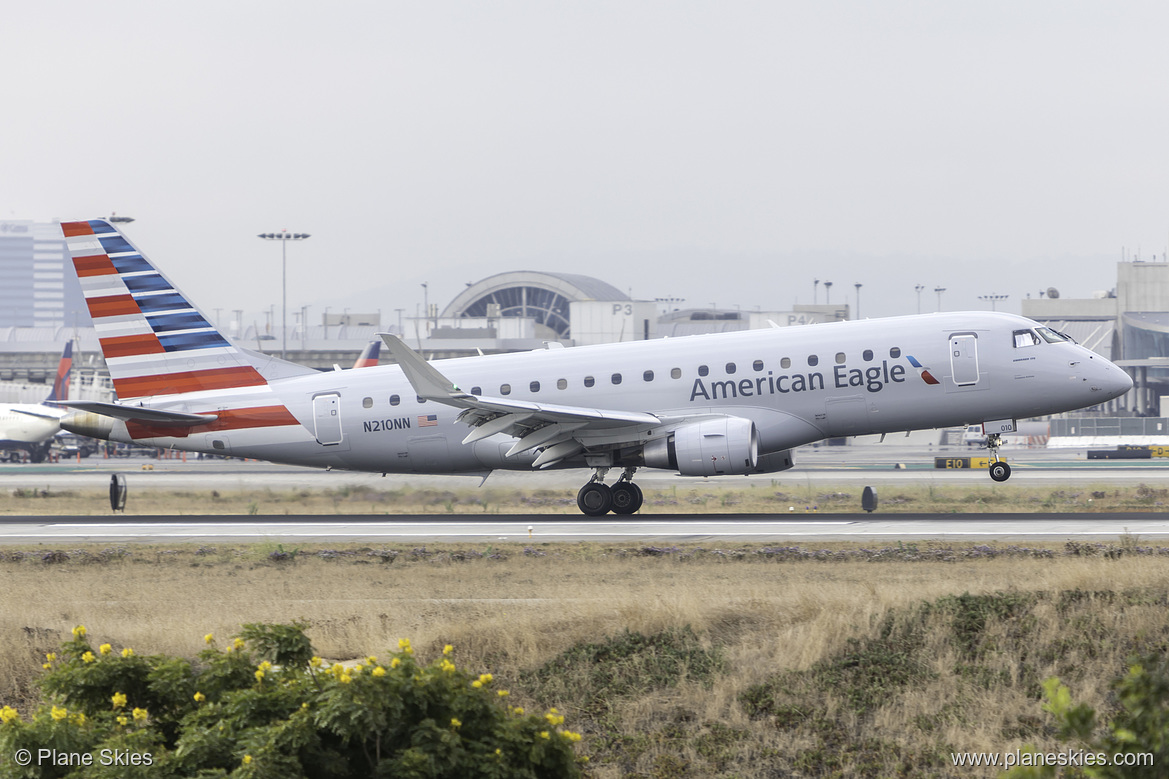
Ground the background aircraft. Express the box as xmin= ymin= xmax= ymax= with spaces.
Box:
xmin=0 ymin=343 xmax=73 ymax=462
xmin=57 ymin=219 xmax=1131 ymax=514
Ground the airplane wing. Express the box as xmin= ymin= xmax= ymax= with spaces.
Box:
xmin=11 ymin=407 xmax=66 ymax=421
xmin=379 ymin=333 xmax=664 ymax=467
xmin=58 ymin=401 xmax=218 ymax=427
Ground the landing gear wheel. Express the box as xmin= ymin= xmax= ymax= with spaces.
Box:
xmin=610 ymin=482 xmax=643 ymax=515
xmin=577 ymin=482 xmax=613 ymax=516
xmin=989 ymin=461 xmax=1011 ymax=482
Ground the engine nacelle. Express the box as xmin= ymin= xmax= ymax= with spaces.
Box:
xmin=59 ymin=411 xmax=114 ymax=441
xmin=643 ymin=416 xmax=759 ymax=476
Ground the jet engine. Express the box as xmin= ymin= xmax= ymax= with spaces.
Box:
xmin=643 ymin=416 xmax=760 ymax=476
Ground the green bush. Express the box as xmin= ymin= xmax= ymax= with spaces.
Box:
xmin=0 ymin=623 xmax=582 ymax=778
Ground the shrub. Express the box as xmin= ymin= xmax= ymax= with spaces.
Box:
xmin=0 ymin=623 xmax=582 ymax=778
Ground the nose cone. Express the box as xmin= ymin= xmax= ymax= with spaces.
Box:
xmin=1093 ymin=360 xmax=1133 ymax=401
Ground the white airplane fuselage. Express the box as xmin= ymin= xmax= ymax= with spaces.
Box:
xmin=66 ymin=311 xmax=1129 ymax=475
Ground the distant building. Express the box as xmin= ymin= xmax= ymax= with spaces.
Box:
xmin=0 ymin=220 xmax=86 ymax=328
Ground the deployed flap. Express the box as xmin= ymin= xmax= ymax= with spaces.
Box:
xmin=59 ymin=401 xmax=218 ymax=426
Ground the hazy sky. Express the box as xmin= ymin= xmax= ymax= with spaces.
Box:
xmin=5 ymin=1 xmax=1168 ymax=327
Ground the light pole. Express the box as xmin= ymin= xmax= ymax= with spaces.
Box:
xmin=934 ymin=286 xmax=946 ymax=312
xmin=914 ymin=284 xmax=924 ymax=314
xmin=824 ymin=281 xmax=833 ymax=305
xmin=814 ymin=278 xmax=820 ymax=305
xmin=854 ymin=283 xmax=863 ymax=319
xmin=258 ymin=230 xmax=310 ymax=360
xmin=979 ymin=293 xmax=1009 ymax=311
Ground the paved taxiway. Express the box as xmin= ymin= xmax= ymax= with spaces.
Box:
xmin=1 ymin=513 xmax=1166 ymax=544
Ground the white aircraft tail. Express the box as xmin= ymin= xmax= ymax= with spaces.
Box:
xmin=61 ymin=219 xmax=313 ymax=399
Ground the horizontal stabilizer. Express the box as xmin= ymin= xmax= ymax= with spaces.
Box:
xmin=58 ymin=401 xmax=218 ymax=426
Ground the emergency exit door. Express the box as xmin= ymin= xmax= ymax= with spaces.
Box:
xmin=949 ymin=334 xmax=979 ymax=386
xmin=313 ymin=393 xmax=343 ymax=445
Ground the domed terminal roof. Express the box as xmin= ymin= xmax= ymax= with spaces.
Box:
xmin=441 ymin=271 xmax=629 ymax=339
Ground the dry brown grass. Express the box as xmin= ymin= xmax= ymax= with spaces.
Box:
xmin=2 ymin=542 xmax=1168 ymax=777
xmin=4 ymin=480 xmax=1169 ymax=515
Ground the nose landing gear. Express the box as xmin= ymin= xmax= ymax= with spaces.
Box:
xmin=986 ymin=433 xmax=1012 ymax=482
xmin=576 ymin=467 xmax=643 ymax=516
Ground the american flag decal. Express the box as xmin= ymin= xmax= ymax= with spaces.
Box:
xmin=418 ymin=414 xmax=438 ymax=427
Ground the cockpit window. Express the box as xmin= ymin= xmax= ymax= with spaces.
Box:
xmin=1013 ymin=329 xmax=1041 ymax=348
xmin=1035 ymin=326 xmax=1068 ymax=344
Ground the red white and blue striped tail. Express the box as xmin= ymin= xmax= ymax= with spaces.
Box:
xmin=352 ymin=340 xmax=381 ymax=369
xmin=61 ymin=219 xmax=269 ymax=400
xmin=44 ymin=342 xmax=73 ymax=404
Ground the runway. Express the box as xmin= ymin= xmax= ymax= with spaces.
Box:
xmin=1 ymin=513 xmax=1166 ymax=544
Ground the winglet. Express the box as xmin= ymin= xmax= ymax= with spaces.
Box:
xmin=378 ymin=333 xmax=473 ymax=403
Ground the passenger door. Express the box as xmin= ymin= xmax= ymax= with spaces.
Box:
xmin=949 ymin=334 xmax=979 ymax=386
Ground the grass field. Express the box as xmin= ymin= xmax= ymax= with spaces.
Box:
xmin=4 ymin=480 xmax=1169 ymax=514
xmin=2 ymin=537 xmax=1168 ymax=777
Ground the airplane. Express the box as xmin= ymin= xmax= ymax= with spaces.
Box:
xmin=352 ymin=340 xmax=381 ymax=369
xmin=56 ymin=219 xmax=1132 ymax=515
xmin=0 ymin=343 xmax=73 ymax=463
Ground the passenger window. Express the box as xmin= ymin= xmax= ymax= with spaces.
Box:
xmin=889 ymin=347 xmax=901 ymax=358
xmin=862 ymin=349 xmax=873 ymax=361
xmin=530 ymin=381 xmax=540 ymax=393
xmin=390 ymin=394 xmax=400 ymax=406
xmin=611 ymin=373 xmax=622 ymax=385
xmin=584 ymin=376 xmax=595 ymax=388
xmin=698 ymin=365 xmax=709 ymax=377
xmin=726 ymin=362 xmax=736 ymax=374
xmin=643 ymin=370 xmax=654 ymax=382
xmin=752 ymin=360 xmax=764 ymax=372
xmin=362 ymin=397 xmax=373 ymax=408
xmin=471 ymin=386 xmax=481 ymax=396
xmin=416 ymin=396 xmax=426 ymax=404
xmin=1015 ymin=329 xmax=1041 ymax=347
xmin=500 ymin=384 xmax=511 ymax=395
xmin=835 ymin=352 xmax=846 ymax=364
xmin=781 ymin=357 xmax=791 ymax=369
xmin=807 ymin=355 xmax=819 ymax=367
xmin=557 ymin=378 xmax=567 ymax=390
xmin=670 ymin=368 xmax=682 ymax=379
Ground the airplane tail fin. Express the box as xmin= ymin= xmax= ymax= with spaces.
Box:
xmin=60 ymin=219 xmax=312 ymax=400
xmin=44 ymin=342 xmax=73 ymax=404
xmin=352 ymin=339 xmax=381 ymax=368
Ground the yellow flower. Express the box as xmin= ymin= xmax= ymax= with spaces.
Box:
xmin=495 ymin=748 xmax=502 ymax=757
xmin=111 ymin=692 xmax=127 ymax=709
xmin=51 ymin=705 xmax=68 ymax=721
xmin=472 ymin=680 xmax=482 ymax=688
xmin=0 ymin=706 xmax=19 ymax=724
xmin=82 ymin=651 xmax=96 ymax=664
xmin=497 ymin=689 xmax=509 ymax=697
xmin=72 ymin=625 xmax=86 ymax=639
xmin=545 ymin=711 xmax=565 ymax=726
xmin=390 ymin=657 xmax=401 ymax=669
xmin=242 ymin=755 xmax=253 ymax=765
xmin=257 ymin=661 xmax=272 ymax=673
xmin=366 ymin=655 xmax=377 ymax=665
xmin=352 ymin=664 xmax=363 ymax=675
xmin=450 ymin=717 xmax=462 ymax=729
xmin=204 ymin=633 xmax=214 ymax=644
xmin=398 ymin=638 xmax=411 ymax=651
xmin=479 ymin=673 xmax=493 ymax=684
xmin=254 ymin=669 xmax=265 ymax=682
xmin=99 ymin=643 xmax=112 ymax=655
xmin=72 ymin=712 xmax=86 ymax=725
xmin=301 ymin=702 xmax=309 ymax=710
xmin=512 ymin=706 xmax=524 ymax=715
xmin=539 ymin=731 xmax=550 ymax=739
xmin=116 ymin=716 xmax=128 ymax=726
xmin=122 ymin=647 xmax=134 ymax=658
xmin=132 ymin=708 xmax=148 ymax=721
xmin=42 ymin=663 xmax=51 ymax=670
xmin=443 ymin=644 xmax=454 ymax=655
xmin=562 ymin=730 xmax=582 ymax=742
xmin=233 ymin=637 xmax=245 ymax=651
xmin=45 ymin=653 xmax=56 ymax=662
xmin=310 ymin=656 xmax=323 ymax=668
xmin=372 ymin=666 xmax=386 ymax=677
xmin=193 ymin=692 xmax=206 ymax=703
xmin=339 ymin=673 xmax=352 ymax=684
xmin=440 ymin=659 xmax=456 ymax=673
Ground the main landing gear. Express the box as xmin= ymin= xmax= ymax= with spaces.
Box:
xmin=986 ymin=433 xmax=1012 ymax=482
xmin=576 ymin=467 xmax=643 ymax=516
